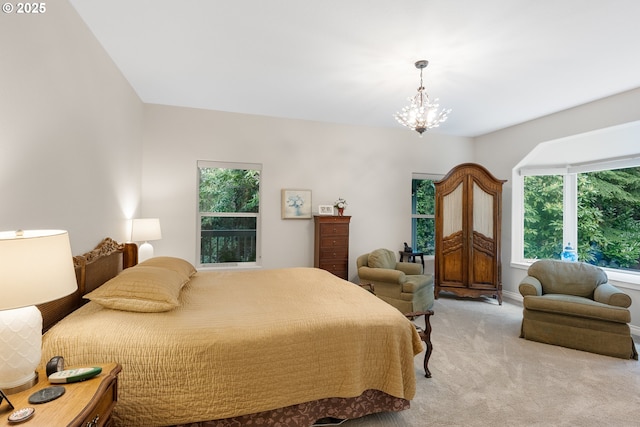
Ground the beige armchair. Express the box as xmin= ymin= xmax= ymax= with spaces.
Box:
xmin=519 ymin=259 xmax=637 ymax=359
xmin=357 ymin=248 xmax=434 ymax=314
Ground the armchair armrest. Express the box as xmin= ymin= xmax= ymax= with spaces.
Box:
xmin=357 ymin=266 xmax=405 ymax=284
xmin=594 ymin=282 xmax=632 ymax=308
xmin=519 ymin=276 xmax=542 ymax=297
xmin=395 ymin=262 xmax=422 ymax=275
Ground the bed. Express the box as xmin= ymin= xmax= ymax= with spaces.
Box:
xmin=38 ymin=238 xmax=429 ymax=427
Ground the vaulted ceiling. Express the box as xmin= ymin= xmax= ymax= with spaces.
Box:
xmin=70 ymin=0 xmax=640 ymax=137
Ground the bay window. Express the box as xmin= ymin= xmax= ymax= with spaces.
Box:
xmin=518 ymin=163 xmax=640 ymax=275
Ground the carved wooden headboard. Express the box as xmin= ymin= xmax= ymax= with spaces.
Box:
xmin=37 ymin=237 xmax=138 ymax=332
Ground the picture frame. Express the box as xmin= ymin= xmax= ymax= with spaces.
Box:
xmin=281 ymin=189 xmax=312 ymax=219
xmin=318 ymin=205 xmax=334 ymax=215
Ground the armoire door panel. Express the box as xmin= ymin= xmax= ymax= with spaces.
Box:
xmin=470 ymin=251 xmax=496 ymax=285
xmin=441 ymin=231 xmax=464 ymax=284
xmin=442 ymin=253 xmax=464 ymax=284
xmin=472 ymin=182 xmax=494 ymax=237
xmin=442 ymin=183 xmax=463 ymax=237
xmin=472 ymin=231 xmax=495 ymax=256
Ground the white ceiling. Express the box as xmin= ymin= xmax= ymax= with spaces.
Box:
xmin=69 ymin=0 xmax=640 ymax=137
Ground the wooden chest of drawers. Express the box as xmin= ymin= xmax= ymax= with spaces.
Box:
xmin=314 ymin=215 xmax=351 ymax=280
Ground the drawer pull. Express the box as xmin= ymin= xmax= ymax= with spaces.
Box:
xmin=86 ymin=414 xmax=100 ymax=427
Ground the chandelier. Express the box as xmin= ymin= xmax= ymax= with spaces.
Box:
xmin=394 ymin=60 xmax=451 ymax=135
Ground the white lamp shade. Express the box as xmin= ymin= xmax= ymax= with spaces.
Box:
xmin=131 ymin=218 xmax=162 ymax=242
xmin=0 ymin=230 xmax=77 ymax=310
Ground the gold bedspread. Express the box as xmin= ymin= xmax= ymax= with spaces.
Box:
xmin=41 ymin=267 xmax=423 ymax=426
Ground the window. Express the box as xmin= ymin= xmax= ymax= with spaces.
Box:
xmin=520 ymin=165 xmax=640 ymax=273
xmin=577 ymin=168 xmax=640 ymax=270
xmin=523 ymin=175 xmax=564 ymax=259
xmin=197 ymin=161 xmax=261 ymax=267
xmin=411 ymin=174 xmax=440 ymax=255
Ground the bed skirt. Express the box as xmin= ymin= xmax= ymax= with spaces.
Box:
xmin=173 ymin=389 xmax=409 ymax=427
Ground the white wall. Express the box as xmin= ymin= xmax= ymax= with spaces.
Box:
xmin=474 ymin=87 xmax=640 ymax=329
xmin=141 ymin=104 xmax=473 ymax=280
xmin=0 ymin=1 xmax=144 ymax=253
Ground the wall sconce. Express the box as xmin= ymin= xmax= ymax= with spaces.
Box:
xmin=131 ymin=218 xmax=162 ymax=262
xmin=0 ymin=230 xmax=77 ymax=394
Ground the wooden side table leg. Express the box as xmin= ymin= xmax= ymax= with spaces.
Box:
xmin=404 ymin=310 xmax=434 ymax=378
xmin=421 ymin=311 xmax=433 ymax=378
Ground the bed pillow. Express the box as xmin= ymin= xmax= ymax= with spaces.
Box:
xmin=84 ymin=266 xmax=187 ymax=312
xmin=137 ymin=256 xmax=197 ymax=280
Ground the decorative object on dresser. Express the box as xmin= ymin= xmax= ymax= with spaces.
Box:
xmin=314 ymin=215 xmax=351 ymax=279
xmin=333 ymin=197 xmax=347 ymax=216
xmin=0 ymin=363 xmax=121 ymax=427
xmin=434 ymin=163 xmax=506 ymax=304
xmin=0 ymin=230 xmax=77 ymax=394
xmin=130 ymin=218 xmax=162 ymax=262
xmin=281 ymin=189 xmax=312 ymax=219
xmin=318 ymin=205 xmax=334 ymax=215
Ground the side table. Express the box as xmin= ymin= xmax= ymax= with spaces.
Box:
xmin=0 ymin=362 xmax=121 ymax=427
xmin=399 ymin=251 xmax=425 ymax=272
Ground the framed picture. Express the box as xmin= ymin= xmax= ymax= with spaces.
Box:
xmin=318 ymin=205 xmax=334 ymax=215
xmin=281 ymin=189 xmax=312 ymax=219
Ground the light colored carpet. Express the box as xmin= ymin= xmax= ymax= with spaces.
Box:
xmin=342 ymin=293 xmax=640 ymax=427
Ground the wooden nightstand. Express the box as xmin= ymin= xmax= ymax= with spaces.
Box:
xmin=0 ymin=363 xmax=121 ymax=427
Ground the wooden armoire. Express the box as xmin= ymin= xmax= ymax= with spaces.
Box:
xmin=434 ymin=163 xmax=506 ymax=304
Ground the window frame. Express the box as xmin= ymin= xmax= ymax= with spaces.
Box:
xmin=196 ymin=160 xmax=262 ymax=270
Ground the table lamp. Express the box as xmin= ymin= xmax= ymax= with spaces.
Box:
xmin=131 ymin=218 xmax=162 ymax=262
xmin=0 ymin=230 xmax=77 ymax=394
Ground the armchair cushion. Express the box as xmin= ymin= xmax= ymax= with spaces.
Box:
xmin=527 ymin=259 xmax=607 ymax=297
xmin=396 ymin=262 xmax=422 ymax=275
xmin=403 ymin=275 xmax=431 ymax=294
xmin=367 ymin=249 xmax=397 ymax=269
xmin=357 ymin=265 xmax=405 ymax=284
xmin=523 ymin=294 xmax=631 ymax=324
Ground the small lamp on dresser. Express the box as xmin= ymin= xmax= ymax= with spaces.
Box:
xmin=0 ymin=230 xmax=77 ymax=394
xmin=131 ymin=218 xmax=162 ymax=262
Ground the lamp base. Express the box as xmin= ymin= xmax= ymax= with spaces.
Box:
xmin=0 ymin=306 xmax=43 ymax=394
xmin=2 ymin=371 xmax=38 ymax=395
xmin=138 ymin=241 xmax=154 ymax=262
